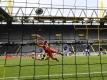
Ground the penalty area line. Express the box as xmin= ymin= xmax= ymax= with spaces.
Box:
xmin=0 ymin=71 xmax=107 ymax=79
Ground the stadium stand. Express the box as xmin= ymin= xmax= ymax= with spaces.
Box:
xmin=0 ymin=43 xmax=19 ymax=54
xmin=0 ymin=24 xmax=107 ymax=56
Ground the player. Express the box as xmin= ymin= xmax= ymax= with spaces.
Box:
xmin=85 ymin=41 xmax=90 ymax=56
xmin=37 ymin=41 xmax=59 ymax=62
xmin=31 ymin=51 xmax=36 ymax=59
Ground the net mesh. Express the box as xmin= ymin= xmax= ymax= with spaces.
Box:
xmin=0 ymin=25 xmax=107 ymax=80
xmin=0 ymin=0 xmax=107 ymax=80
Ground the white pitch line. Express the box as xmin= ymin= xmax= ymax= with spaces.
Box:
xmin=0 ymin=71 xmax=107 ymax=79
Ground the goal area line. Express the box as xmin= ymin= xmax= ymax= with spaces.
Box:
xmin=0 ymin=71 xmax=107 ymax=79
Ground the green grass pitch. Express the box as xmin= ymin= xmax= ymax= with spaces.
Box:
xmin=0 ymin=55 xmax=107 ymax=80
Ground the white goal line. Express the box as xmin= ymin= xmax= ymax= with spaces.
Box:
xmin=0 ymin=71 xmax=107 ymax=79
